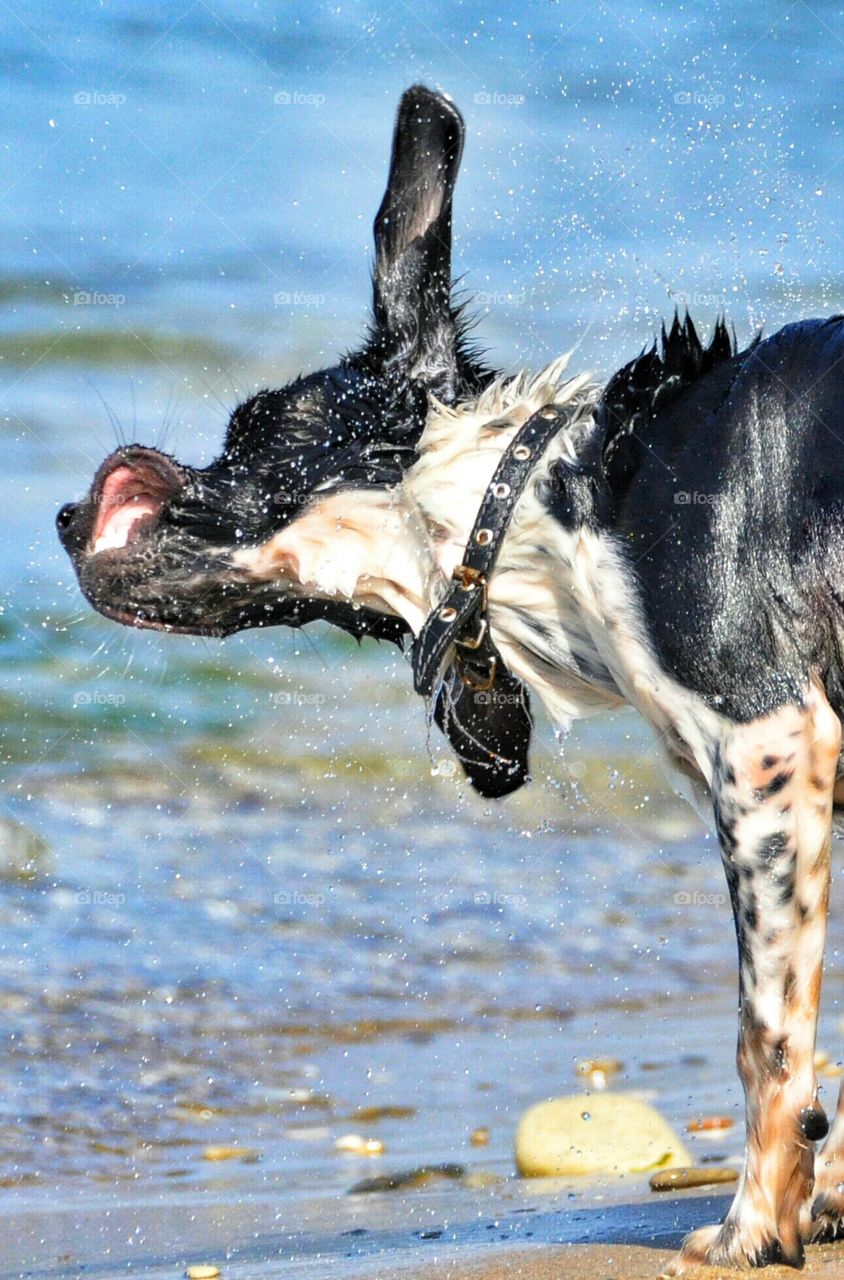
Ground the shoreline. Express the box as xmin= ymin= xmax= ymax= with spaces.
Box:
xmin=2 ymin=1178 xmax=842 ymax=1280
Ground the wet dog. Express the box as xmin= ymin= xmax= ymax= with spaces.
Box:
xmin=58 ymin=85 xmax=844 ymax=1272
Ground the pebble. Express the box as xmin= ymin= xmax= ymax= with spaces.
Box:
xmin=335 ymin=1133 xmax=385 ymax=1156
xmin=350 ymin=1105 xmax=415 ymax=1122
xmin=515 ymin=1094 xmax=691 ymax=1177
xmin=575 ymin=1057 xmax=622 ymax=1090
xmin=349 ymin=1163 xmax=465 ymax=1193
xmin=470 ymin=1126 xmax=490 ymax=1146
xmin=0 ymin=817 xmax=49 ymax=882
xmin=185 ymin=1267 xmax=221 ymax=1280
xmin=687 ymin=1115 xmax=734 ymax=1133
xmin=464 ymin=1171 xmax=504 ymax=1188
xmin=202 ymin=1145 xmax=260 ymax=1162
xmin=575 ymin=1056 xmax=623 ymax=1077
xmin=650 ymin=1165 xmax=739 ymax=1191
xmin=815 ymin=1050 xmax=844 ymax=1078
xmin=171 ymin=1102 xmax=224 ymax=1122
xmin=821 ymin=1063 xmax=844 ymax=1077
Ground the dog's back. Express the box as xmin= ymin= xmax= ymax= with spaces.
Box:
xmin=605 ymin=315 xmax=844 ymax=725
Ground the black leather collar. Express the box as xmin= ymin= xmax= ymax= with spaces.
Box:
xmin=412 ymin=402 xmax=568 ymax=698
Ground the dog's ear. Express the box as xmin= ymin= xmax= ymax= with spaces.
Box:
xmin=434 ymin=667 xmax=533 ymax=798
xmin=369 ymin=85 xmax=466 ymax=401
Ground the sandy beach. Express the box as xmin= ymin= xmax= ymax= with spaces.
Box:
xmin=5 ymin=1176 xmax=844 ymax=1280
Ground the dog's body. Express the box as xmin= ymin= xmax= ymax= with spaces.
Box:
xmin=57 ymin=86 xmax=844 ymax=1271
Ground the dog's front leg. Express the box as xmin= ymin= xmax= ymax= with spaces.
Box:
xmin=807 ymin=1077 xmax=844 ymax=1240
xmin=666 ymin=678 xmax=840 ymax=1273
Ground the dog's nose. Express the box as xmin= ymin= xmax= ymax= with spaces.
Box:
xmin=56 ymin=502 xmax=77 ymax=543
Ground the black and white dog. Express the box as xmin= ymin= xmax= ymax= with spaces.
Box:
xmin=58 ymin=86 xmax=844 ymax=1272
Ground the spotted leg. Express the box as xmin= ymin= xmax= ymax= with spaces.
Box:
xmin=666 ymin=678 xmax=840 ymax=1272
xmin=805 ymin=1079 xmax=844 ymax=1240
xmin=806 ymin=780 xmax=844 ymax=1241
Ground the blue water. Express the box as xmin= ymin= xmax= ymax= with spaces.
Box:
xmin=2 ymin=0 xmax=844 ymax=1217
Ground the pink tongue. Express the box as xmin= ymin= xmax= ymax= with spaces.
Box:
xmin=93 ymin=496 xmax=158 ymax=554
xmin=93 ymin=466 xmax=162 ymax=554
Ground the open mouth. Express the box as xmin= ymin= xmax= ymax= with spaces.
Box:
xmin=91 ymin=452 xmax=185 ymax=556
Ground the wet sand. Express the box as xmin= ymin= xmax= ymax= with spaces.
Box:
xmin=5 ymin=1177 xmax=844 ymax=1280
xmin=4 ymin=977 xmax=844 ymax=1280
xmin=369 ymin=1242 xmax=844 ymax=1280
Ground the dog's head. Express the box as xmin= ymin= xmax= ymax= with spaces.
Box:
xmin=57 ymin=86 xmax=488 ymax=643
xmin=58 ymin=87 xmax=538 ymax=799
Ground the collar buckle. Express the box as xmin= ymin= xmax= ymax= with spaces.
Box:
xmin=451 ymin=562 xmax=488 ymax=612
xmin=456 ymin=651 xmax=498 ymax=692
xmin=456 ymin=615 xmax=487 ymax=652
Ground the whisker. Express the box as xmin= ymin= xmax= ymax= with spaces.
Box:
xmin=156 ymin=387 xmax=178 ymax=454
xmin=181 ymin=367 xmax=233 ymax=424
xmin=86 ymin=379 xmax=127 ymax=450
xmin=300 ymin=626 xmax=328 ymax=672
xmin=211 ymin=361 xmax=246 ymax=409
xmin=129 ymin=378 xmax=138 ymax=444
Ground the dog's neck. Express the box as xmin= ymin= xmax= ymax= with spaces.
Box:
xmin=239 ymin=356 xmax=637 ymax=727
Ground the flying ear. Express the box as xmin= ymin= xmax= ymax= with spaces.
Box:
xmin=370 ymin=85 xmax=467 ymax=401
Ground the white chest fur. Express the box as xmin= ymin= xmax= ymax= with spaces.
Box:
xmin=236 ymin=354 xmax=727 ymax=801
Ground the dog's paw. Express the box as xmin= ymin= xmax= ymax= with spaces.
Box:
xmin=803 ymin=1157 xmax=844 ymax=1242
xmin=662 ymin=1220 xmax=803 ymax=1274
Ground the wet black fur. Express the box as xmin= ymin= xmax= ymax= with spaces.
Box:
xmin=59 ymin=87 xmax=489 ymax=648
xmin=56 ymin=87 xmax=523 ymax=797
xmin=550 ymin=311 xmax=844 ymax=724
